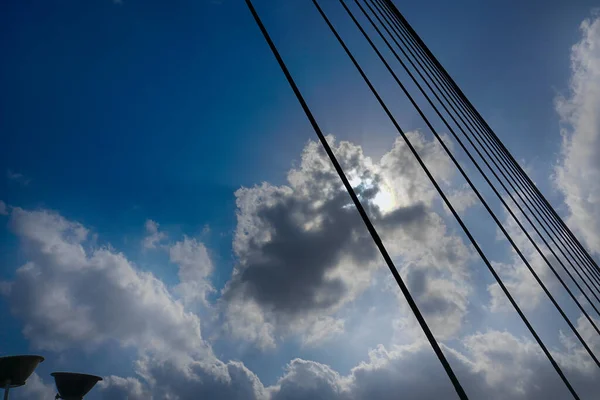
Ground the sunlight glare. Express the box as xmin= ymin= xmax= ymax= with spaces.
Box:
xmin=373 ymin=186 xmax=396 ymax=213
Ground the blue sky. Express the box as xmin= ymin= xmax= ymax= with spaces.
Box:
xmin=1 ymin=0 xmax=600 ymax=399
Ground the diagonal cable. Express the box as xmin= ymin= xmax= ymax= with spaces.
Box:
xmin=244 ymin=0 xmax=470 ymax=398
xmin=365 ymin=0 xmax=600 ymax=323
xmin=375 ymin=0 xmax=600 ymax=295
xmin=313 ymin=0 xmax=581 ymax=397
xmin=381 ymin=0 xmax=600 ymax=281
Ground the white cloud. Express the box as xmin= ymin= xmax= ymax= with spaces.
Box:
xmin=270 ymin=329 xmax=600 ymax=400
xmin=269 ymin=358 xmax=349 ymax=399
xmin=132 ymin=356 xmax=267 ymax=400
xmin=90 ymin=329 xmax=600 ymax=400
xmin=98 ymin=376 xmax=150 ymax=399
xmin=100 ymin=356 xmax=268 ymax=400
xmin=2 ymin=203 xmax=598 ymax=399
xmin=3 ymin=208 xmax=208 ymax=359
xmin=379 ymin=132 xmax=456 ymax=206
xmin=10 ymin=373 xmax=55 ymax=400
xmin=395 ymin=273 xmax=470 ymax=340
xmin=487 ymin=205 xmax=560 ymax=313
xmin=0 ymin=200 xmax=8 ymax=216
xmin=301 ymin=316 xmax=345 ymax=347
xmin=170 ymin=236 xmax=215 ymax=304
xmin=223 ymin=295 xmax=277 ymax=349
xmin=445 ymin=184 xmax=479 ymax=213
xmin=2 ymin=207 xmax=267 ymax=399
xmin=142 ymin=219 xmax=167 ymax=250
xmin=554 ymin=14 xmax=600 ymax=255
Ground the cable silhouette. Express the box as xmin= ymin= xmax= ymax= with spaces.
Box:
xmin=380 ymin=0 xmax=600 ymax=284
xmin=364 ymin=0 xmax=600 ymax=323
xmin=380 ymin=0 xmax=600 ymax=301
xmin=245 ymin=0 xmax=469 ymax=398
xmin=313 ymin=0 xmax=582 ymax=396
xmin=375 ymin=0 xmax=600 ymax=307
xmin=376 ymin=0 xmax=600 ymax=296
xmin=337 ymin=0 xmax=598 ymax=386
xmin=349 ymin=0 xmax=600 ymax=359
xmin=244 ymin=0 xmax=600 ymax=398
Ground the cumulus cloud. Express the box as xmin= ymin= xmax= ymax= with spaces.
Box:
xmin=270 ymin=358 xmax=348 ymax=400
xmin=170 ymin=236 xmax=215 ymax=304
xmin=397 ymin=271 xmax=471 ymax=340
xmin=270 ymin=329 xmax=600 ymax=400
xmin=555 ymin=14 xmax=600 ymax=255
xmin=142 ymin=219 xmax=167 ymax=249
xmin=10 ymin=373 xmax=55 ymax=400
xmin=100 ymin=358 xmax=268 ymax=400
xmin=222 ymin=134 xmax=473 ymax=347
xmin=2 ymin=208 xmax=207 ymax=358
xmin=83 ymin=328 xmax=600 ymax=400
xmin=99 ymin=376 xmax=149 ymax=400
xmin=2 ymin=192 xmax=598 ymax=400
xmin=486 ymin=208 xmax=555 ymax=313
xmin=99 ymin=354 xmax=268 ymax=400
xmin=133 ymin=356 xmax=266 ymax=400
xmin=2 ymin=207 xmax=268 ymax=400
xmin=301 ymin=316 xmax=345 ymax=347
xmin=446 ymin=184 xmax=479 ymax=213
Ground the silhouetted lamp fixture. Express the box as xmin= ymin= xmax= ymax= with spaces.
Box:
xmin=0 ymin=355 xmax=45 ymax=400
xmin=51 ymin=372 xmax=102 ymax=400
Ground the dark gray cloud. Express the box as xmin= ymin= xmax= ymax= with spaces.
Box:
xmin=231 ymin=190 xmax=426 ymax=316
xmin=224 ymin=135 xmax=473 ymax=347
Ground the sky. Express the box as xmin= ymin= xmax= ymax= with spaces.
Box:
xmin=1 ymin=0 xmax=600 ymax=399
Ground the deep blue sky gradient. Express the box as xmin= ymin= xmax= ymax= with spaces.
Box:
xmin=1 ymin=0 xmax=598 ymax=395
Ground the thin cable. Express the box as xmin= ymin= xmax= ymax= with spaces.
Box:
xmin=380 ymin=0 xmax=600 ymax=288
xmin=244 ymin=1 xmax=469 ymax=398
xmin=368 ymin=0 xmax=600 ymax=314
xmin=377 ymin=0 xmax=600 ymax=294
xmin=314 ymin=0 xmax=580 ymax=397
xmin=356 ymin=0 xmax=600 ymax=351
xmin=374 ymin=0 xmax=600 ymax=294
xmin=382 ymin=0 xmax=600 ymax=279
xmin=348 ymin=0 xmax=600 ymax=371
xmin=376 ymin=0 xmax=600 ymax=300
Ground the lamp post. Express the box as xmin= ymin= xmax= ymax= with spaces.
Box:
xmin=51 ymin=372 xmax=102 ymax=400
xmin=0 ymin=355 xmax=45 ymax=400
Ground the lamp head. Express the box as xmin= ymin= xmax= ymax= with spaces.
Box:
xmin=51 ymin=372 xmax=102 ymax=400
xmin=0 ymin=355 xmax=44 ymax=388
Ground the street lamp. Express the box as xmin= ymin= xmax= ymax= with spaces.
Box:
xmin=51 ymin=372 xmax=102 ymax=400
xmin=0 ymin=355 xmax=45 ymax=400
